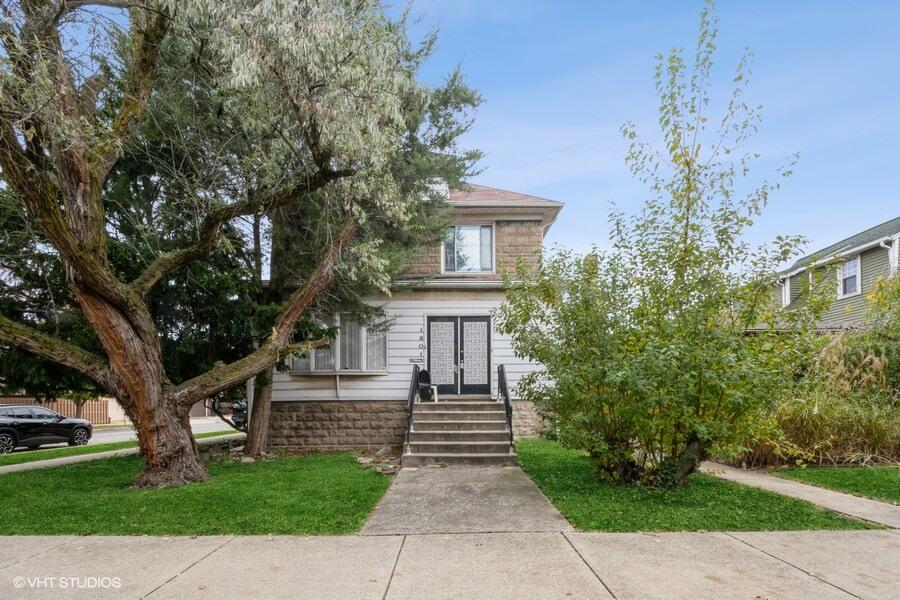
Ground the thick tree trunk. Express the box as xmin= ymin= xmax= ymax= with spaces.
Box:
xmin=245 ymin=366 xmax=274 ymax=457
xmin=131 ymin=397 xmax=207 ymax=487
xmin=675 ymin=435 xmax=708 ymax=483
xmin=72 ymin=281 xmax=207 ymax=487
xmin=74 ymin=401 xmax=84 ymax=420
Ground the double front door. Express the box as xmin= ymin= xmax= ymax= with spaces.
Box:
xmin=427 ymin=316 xmax=491 ymax=396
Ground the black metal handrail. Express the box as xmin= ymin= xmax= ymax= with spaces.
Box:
xmin=404 ymin=364 xmax=420 ymax=453
xmin=497 ymin=364 xmax=514 ymax=447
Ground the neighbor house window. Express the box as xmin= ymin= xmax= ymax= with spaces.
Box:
xmin=838 ymin=256 xmax=860 ymax=298
xmin=444 ymin=225 xmax=493 ymax=273
xmin=781 ymin=278 xmax=791 ymax=307
xmin=292 ymin=314 xmax=387 ymax=373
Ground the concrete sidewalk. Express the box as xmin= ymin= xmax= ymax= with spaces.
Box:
xmin=701 ymin=462 xmax=900 ymax=528
xmin=1 ymin=531 xmax=898 ymax=599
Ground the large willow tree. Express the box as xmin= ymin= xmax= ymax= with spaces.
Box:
xmin=0 ymin=1 xmax=456 ymax=487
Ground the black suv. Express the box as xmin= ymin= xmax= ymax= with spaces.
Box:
xmin=0 ymin=405 xmax=93 ymax=454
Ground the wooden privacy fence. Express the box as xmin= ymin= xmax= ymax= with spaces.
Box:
xmin=0 ymin=396 xmax=110 ymax=424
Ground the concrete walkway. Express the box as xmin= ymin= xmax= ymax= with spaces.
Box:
xmin=361 ymin=466 xmax=572 ymax=535
xmin=0 ymin=433 xmax=245 ymax=475
xmin=701 ymin=462 xmax=900 ymax=528
xmin=1 ymin=531 xmax=898 ymax=599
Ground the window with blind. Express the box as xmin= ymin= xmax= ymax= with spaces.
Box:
xmin=291 ymin=314 xmax=388 ymax=373
xmin=444 ymin=225 xmax=493 ymax=273
xmin=838 ymin=257 xmax=860 ymax=298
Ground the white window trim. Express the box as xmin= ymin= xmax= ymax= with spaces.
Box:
xmin=836 ymin=255 xmax=862 ymax=299
xmin=440 ymin=223 xmax=496 ymax=276
xmin=292 ymin=314 xmax=388 ymax=375
xmin=781 ymin=277 xmax=791 ymax=307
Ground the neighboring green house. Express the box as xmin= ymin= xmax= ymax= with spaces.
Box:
xmin=778 ymin=216 xmax=900 ymax=328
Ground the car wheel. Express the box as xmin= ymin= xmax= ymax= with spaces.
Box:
xmin=0 ymin=432 xmax=15 ymax=454
xmin=69 ymin=428 xmax=90 ymax=447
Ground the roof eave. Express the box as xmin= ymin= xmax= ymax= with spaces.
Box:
xmin=782 ymin=234 xmax=896 ymax=277
xmin=448 ymin=201 xmax=563 ymax=234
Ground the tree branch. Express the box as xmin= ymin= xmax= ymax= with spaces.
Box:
xmin=93 ymin=7 xmax=167 ymax=177
xmin=173 ymin=219 xmax=358 ymax=406
xmin=0 ymin=313 xmax=112 ymax=387
xmin=65 ymin=1 xmax=136 ymax=10
xmin=0 ymin=4 xmax=159 ymax=319
xmin=131 ymin=169 xmax=350 ymax=297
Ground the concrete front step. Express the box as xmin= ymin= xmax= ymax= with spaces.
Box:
xmin=415 ymin=401 xmax=502 ymax=412
xmin=413 ymin=420 xmax=508 ymax=431
xmin=401 ymin=452 xmax=518 ymax=467
xmin=409 ymin=430 xmax=511 ymax=442
xmin=432 ymin=395 xmax=493 ymax=402
xmin=409 ymin=441 xmax=513 ymax=454
xmin=413 ymin=410 xmax=506 ymax=422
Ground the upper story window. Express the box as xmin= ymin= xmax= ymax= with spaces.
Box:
xmin=443 ymin=225 xmax=493 ymax=273
xmin=292 ymin=314 xmax=387 ymax=374
xmin=838 ymin=256 xmax=860 ymax=298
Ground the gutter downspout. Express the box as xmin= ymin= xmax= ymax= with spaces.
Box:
xmin=882 ymin=237 xmax=899 ymax=274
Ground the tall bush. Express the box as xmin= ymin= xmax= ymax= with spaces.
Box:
xmin=741 ymin=277 xmax=900 ymax=466
xmin=497 ymin=3 xmax=822 ymax=487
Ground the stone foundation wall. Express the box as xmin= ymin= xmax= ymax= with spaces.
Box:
xmin=267 ymin=399 xmax=543 ymax=450
xmin=268 ymin=401 xmax=406 ymax=450
xmin=512 ymin=400 xmax=544 ymax=438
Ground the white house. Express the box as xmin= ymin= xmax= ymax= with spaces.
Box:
xmin=267 ymin=184 xmax=562 ymax=464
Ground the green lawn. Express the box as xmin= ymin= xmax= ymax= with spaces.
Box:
xmin=776 ymin=466 xmax=900 ymax=505
xmin=0 ymin=430 xmax=234 ymax=467
xmin=516 ymin=439 xmax=873 ymax=531
xmin=0 ymin=453 xmax=391 ymax=535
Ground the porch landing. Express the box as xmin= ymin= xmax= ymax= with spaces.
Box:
xmin=360 ymin=466 xmax=572 ymax=535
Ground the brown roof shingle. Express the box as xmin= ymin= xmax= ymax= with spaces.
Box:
xmin=448 ymin=183 xmax=561 ymax=205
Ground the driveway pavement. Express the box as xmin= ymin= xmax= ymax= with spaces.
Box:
xmin=1 ymin=531 xmax=898 ymax=599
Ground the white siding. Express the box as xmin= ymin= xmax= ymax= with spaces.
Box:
xmin=271 ymin=291 xmax=540 ymax=402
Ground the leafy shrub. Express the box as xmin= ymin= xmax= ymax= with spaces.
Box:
xmin=499 ymin=246 xmax=817 ymax=487
xmin=738 ymin=280 xmax=900 ymax=466
xmin=497 ymin=4 xmax=825 ymax=488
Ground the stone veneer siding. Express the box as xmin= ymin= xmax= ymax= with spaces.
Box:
xmin=512 ymin=400 xmax=544 ymax=438
xmin=496 ymin=220 xmax=543 ymax=275
xmin=268 ymin=401 xmax=407 ymax=450
xmin=267 ymin=399 xmax=544 ymax=450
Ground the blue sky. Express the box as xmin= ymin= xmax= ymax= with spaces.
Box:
xmin=402 ymin=0 xmax=900 ymax=261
